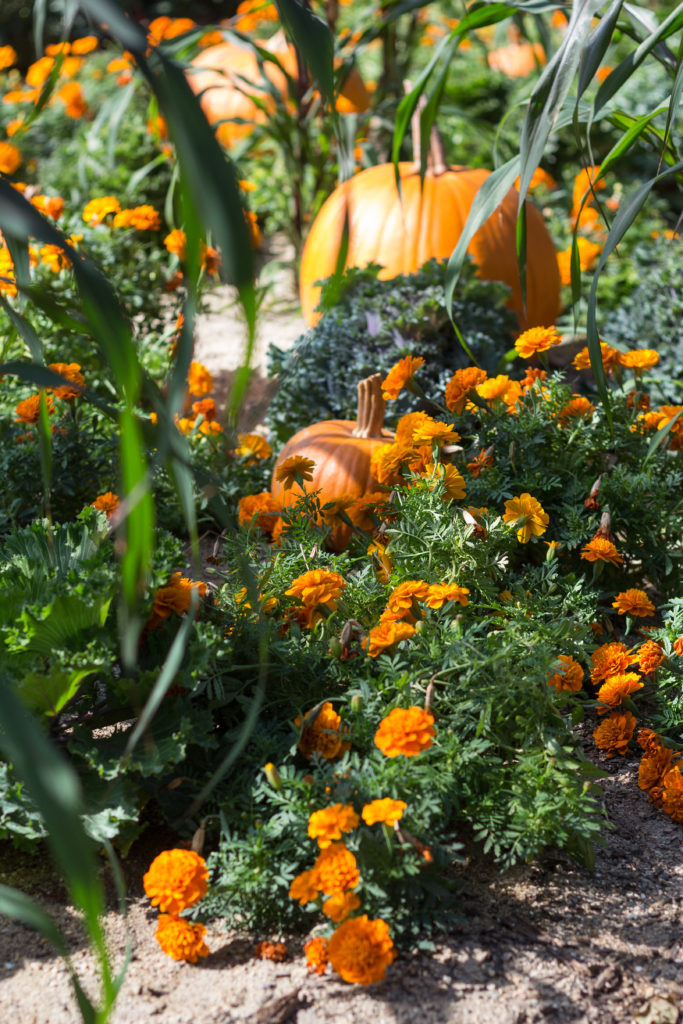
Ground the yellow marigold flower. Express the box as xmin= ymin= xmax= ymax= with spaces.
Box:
xmin=619 ymin=348 xmax=660 ymax=370
xmin=362 ymin=620 xmax=417 ymax=657
xmin=235 ymin=432 xmax=272 ymax=463
xmin=304 ymin=935 xmax=329 ymax=974
xmin=322 ymin=891 xmax=361 ymax=923
xmin=381 ymin=355 xmax=425 ymax=400
xmin=410 ymin=418 xmax=460 ymax=446
xmin=367 ymin=539 xmax=393 ymax=584
xmin=661 ymin=766 xmax=683 ymax=823
xmin=0 ymin=141 xmax=22 ymax=176
xmin=275 ymin=455 xmax=316 ymax=490
xmin=514 ymin=325 xmax=561 ymax=360
xmin=637 ymin=640 xmax=665 ymax=676
xmin=596 ymin=672 xmax=643 ymax=713
xmin=143 ymin=849 xmax=209 ymax=915
xmin=374 ymin=706 xmax=435 ymax=758
xmin=557 ymin=396 xmax=595 ymax=425
xmin=369 ymin=442 xmax=409 ymax=486
xmin=502 ymin=493 xmax=549 ymax=543
xmin=327 ymin=915 xmax=396 ymax=986
xmin=580 ymin=536 xmax=622 ymax=567
xmin=590 ymin=641 xmax=636 ymax=685
xmin=571 ymin=164 xmax=605 ymax=216
xmin=311 ymin=842 xmax=360 ymax=896
xmin=0 ymin=45 xmax=18 ymax=70
xmin=593 ymin=711 xmax=637 ymax=757
xmin=71 ymin=35 xmax=99 ymax=55
xmin=113 ymin=204 xmax=161 ymax=230
xmin=148 ymin=573 xmax=207 ymax=629
xmin=91 ymin=492 xmax=119 ymax=518
xmin=361 ymin=798 xmax=407 ymax=826
xmin=476 ymin=374 xmax=513 ymax=403
xmin=445 ymin=366 xmax=488 ymax=413
xmin=237 ymin=492 xmax=279 ymax=533
xmin=308 ymin=804 xmax=360 ymax=848
xmin=572 ymin=342 xmax=621 ymax=372
xmin=14 ymin=393 xmax=53 ymax=424
xmin=289 ymin=869 xmax=319 ymax=904
xmin=612 ymin=588 xmax=655 ymax=617
xmin=423 ymin=583 xmax=469 ymax=609
xmin=547 ymin=654 xmax=584 ymax=692
xmin=654 ymin=404 xmax=683 ymax=450
xmin=295 ymin=702 xmax=350 ymax=761
xmin=186 ymin=360 xmax=214 ymax=397
xmin=83 ymin=196 xmax=121 ymax=226
xmin=424 ymin=461 xmax=466 ymax=501
xmin=639 ymin=744 xmax=675 ymax=791
xmin=286 ymin=569 xmax=346 ymax=611
xmin=47 ymin=362 xmax=84 ymax=399
xmin=155 ymin=915 xmax=209 ymax=963
xmin=164 ymin=228 xmax=187 ymax=258
xmin=39 ymin=244 xmax=71 ymax=273
xmin=467 ymin=450 xmax=493 ymax=477
xmin=25 ymin=55 xmax=54 ymax=86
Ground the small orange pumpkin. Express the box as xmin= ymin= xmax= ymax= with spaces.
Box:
xmin=299 ymin=128 xmax=560 ymax=331
xmin=271 ymin=373 xmax=393 ymax=551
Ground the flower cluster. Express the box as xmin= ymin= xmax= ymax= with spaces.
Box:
xmin=144 ymin=849 xmax=210 ymax=963
xmin=148 ymin=573 xmax=207 ymax=630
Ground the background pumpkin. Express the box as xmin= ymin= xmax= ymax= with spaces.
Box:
xmin=270 ymin=373 xmax=393 ymax=552
xmin=298 ymin=131 xmax=561 ymax=331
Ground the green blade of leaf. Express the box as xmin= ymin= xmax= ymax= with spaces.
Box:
xmin=274 ymin=0 xmax=334 ymax=104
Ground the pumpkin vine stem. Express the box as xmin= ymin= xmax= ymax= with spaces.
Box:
xmin=352 ymin=373 xmax=386 ymax=439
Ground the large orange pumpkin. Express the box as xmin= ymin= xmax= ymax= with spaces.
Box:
xmin=299 ymin=144 xmax=561 ymax=331
xmin=187 ymin=36 xmax=369 ymax=148
xmin=271 ymin=374 xmax=393 ymax=552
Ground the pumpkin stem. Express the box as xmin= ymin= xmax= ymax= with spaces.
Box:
xmin=352 ymin=373 xmax=386 ymax=438
xmin=404 ymin=80 xmax=447 ymax=176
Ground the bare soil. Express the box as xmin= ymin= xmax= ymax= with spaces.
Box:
xmin=1 ymin=266 xmax=681 ymax=1023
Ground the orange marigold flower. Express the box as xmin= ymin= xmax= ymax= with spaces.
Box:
xmin=580 ymin=536 xmax=622 ymax=567
xmin=57 ymin=81 xmax=87 ymax=118
xmin=661 ymin=766 xmax=683 ymax=823
xmin=143 ymin=849 xmax=209 ymax=915
xmin=514 ymin=325 xmax=561 ymax=360
xmin=289 ymin=869 xmax=319 ymax=905
xmin=593 ymin=711 xmax=637 ymax=757
xmin=637 ymin=727 xmax=661 ymax=753
xmin=39 ymin=243 xmax=72 ymax=273
xmin=308 ymin=804 xmax=360 ymax=848
xmin=445 ymin=366 xmax=488 ymax=413
xmin=394 ymin=411 xmax=431 ymax=447
xmin=92 ymin=492 xmax=119 ymax=518
xmin=164 ymin=228 xmax=187 ymax=258
xmin=254 ymin=940 xmax=288 ymax=961
xmin=361 ymin=798 xmax=406 ymax=826
xmin=14 ymin=393 xmax=53 ymax=424
xmin=673 ymin=637 xmax=683 ymax=657
xmin=304 ymin=935 xmax=329 ymax=975
xmin=557 ymin=396 xmax=595 ymax=425
xmin=48 ymin=362 xmax=84 ymax=399
xmin=612 ymin=588 xmax=655 ymax=618
xmin=113 ymin=204 xmax=161 ymax=230
xmin=71 ymin=35 xmax=99 ymax=55
xmin=295 ymin=702 xmax=350 ymax=761
xmin=571 ymin=164 xmax=605 ymax=215
xmin=654 ymin=404 xmax=683 ymax=450
xmin=520 ymin=366 xmax=547 ymax=391
xmin=381 ymin=355 xmax=425 ymax=400
xmin=514 ymin=167 xmax=557 ymax=191
xmin=235 ymin=432 xmax=272 ymax=463
xmin=311 ymin=842 xmax=360 ymax=896
xmin=423 ymin=583 xmax=469 ymax=609
xmin=596 ymin=672 xmax=644 ymax=713
xmin=572 ymin=342 xmax=621 ymax=372
xmin=547 ymin=654 xmax=584 ymax=693
xmin=237 ymin=492 xmax=279 ymax=533
xmin=467 ymin=450 xmax=493 ymax=477
xmin=476 ymin=374 xmax=513 ymax=403
xmin=410 ymin=418 xmax=460 ymax=446
xmin=147 ymin=16 xmax=196 ymax=46
xmin=286 ymin=569 xmax=346 ymax=611
xmin=200 ymin=242 xmax=220 ymax=275
xmin=637 ymin=640 xmax=665 ymax=676
xmin=327 ymin=915 xmax=396 ymax=986
xmin=590 ymin=641 xmax=636 ymax=684
xmin=191 ymin=398 xmax=217 ymax=423
xmin=0 ymin=141 xmax=22 ymax=175
xmin=322 ymin=891 xmax=361 ymax=923
xmin=619 ymin=348 xmax=660 ymax=370
xmin=639 ymin=745 xmax=675 ymax=791
xmin=186 ymin=360 xmax=214 ymax=397
xmin=155 ymin=915 xmax=209 ymax=963
xmin=0 ymin=45 xmax=18 ymax=69
xmin=275 ymin=455 xmax=316 ymax=490
xmin=502 ymin=493 xmax=548 ymax=543
xmin=369 ymin=442 xmax=409 ymax=486
xmin=83 ymin=196 xmax=121 ymax=226
xmin=374 ymin=706 xmax=435 ymax=758
xmin=30 ymin=194 xmax=65 ymax=219
xmin=363 ymin=620 xmax=416 ymax=657
xmin=148 ymin=572 xmax=207 ymax=629
xmin=383 ymin=580 xmax=430 ymax=621
xmin=557 ymin=237 xmax=602 ymax=286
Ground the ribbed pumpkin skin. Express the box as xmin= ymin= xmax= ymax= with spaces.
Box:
xmin=299 ymin=163 xmax=561 ymax=331
xmin=271 ymin=419 xmax=393 ymax=551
